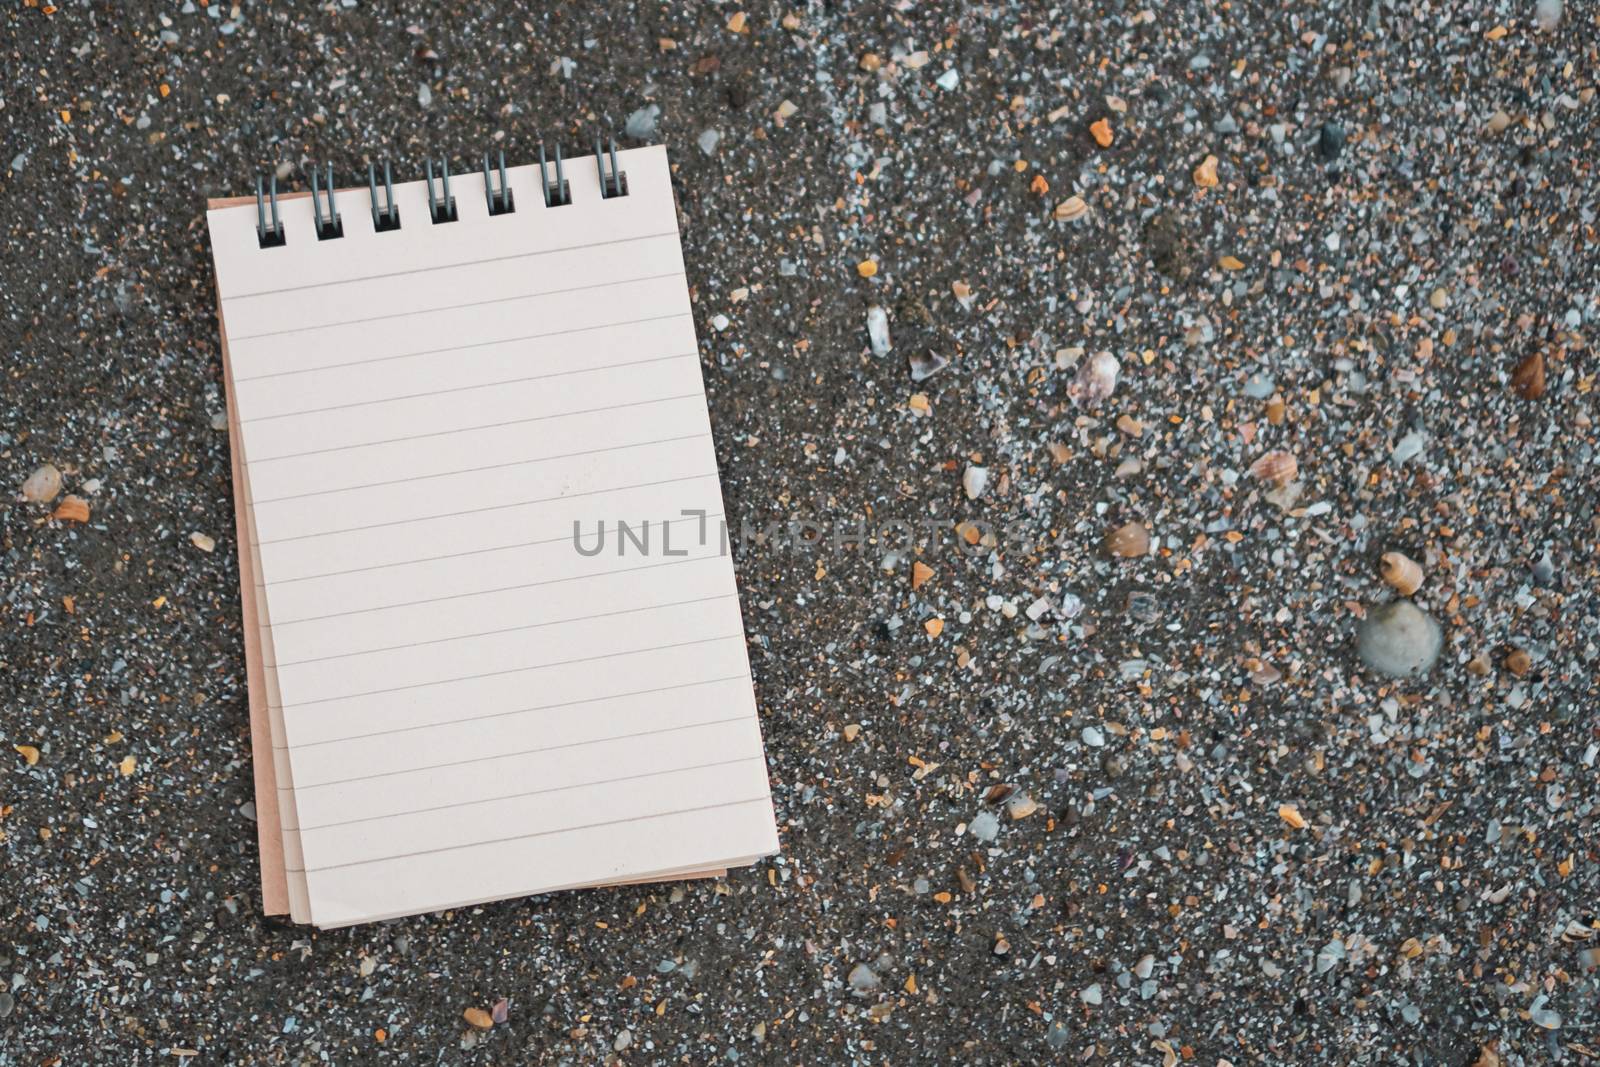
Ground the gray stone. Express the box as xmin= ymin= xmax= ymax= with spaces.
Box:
xmin=1318 ymin=122 xmax=1346 ymax=162
xmin=624 ymin=105 xmax=661 ymax=140
xmin=1357 ymin=600 xmax=1442 ymax=677
xmin=847 ymin=963 xmax=880 ymax=991
xmin=968 ymin=810 xmax=1000 ymax=843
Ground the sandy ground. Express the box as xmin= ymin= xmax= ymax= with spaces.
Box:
xmin=2 ymin=2 xmax=1597 ymax=1063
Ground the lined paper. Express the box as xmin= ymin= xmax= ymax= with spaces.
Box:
xmin=207 ymin=147 xmax=777 ymax=927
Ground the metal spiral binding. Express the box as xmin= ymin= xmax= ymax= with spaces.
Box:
xmin=369 ymin=161 xmax=401 ymax=232
xmin=425 ymin=158 xmax=458 ymax=224
xmin=255 ymin=174 xmax=285 ymax=249
xmin=538 ymin=141 xmax=570 ymax=207
xmin=251 ymin=137 xmax=625 ymax=248
xmin=594 ymin=135 xmax=628 ymax=199
xmin=483 ymin=150 xmax=514 ymax=215
xmin=308 ymin=164 xmax=343 ymax=240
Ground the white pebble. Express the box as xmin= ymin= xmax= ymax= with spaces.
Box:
xmin=866 ymin=306 xmax=891 ymax=355
xmin=21 ymin=464 xmax=62 ymax=504
xmin=962 ymin=465 xmax=989 ymax=500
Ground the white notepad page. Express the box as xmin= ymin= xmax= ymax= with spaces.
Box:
xmin=207 ymin=146 xmax=778 ymax=926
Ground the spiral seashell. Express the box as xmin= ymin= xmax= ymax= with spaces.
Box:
xmin=1379 ymin=551 xmax=1423 ymax=596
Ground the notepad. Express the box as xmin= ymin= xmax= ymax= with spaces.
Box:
xmin=206 ymin=145 xmax=779 ymax=927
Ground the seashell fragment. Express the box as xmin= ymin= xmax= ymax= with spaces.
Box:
xmin=1054 ymin=195 xmax=1088 ymax=222
xmin=1249 ymin=449 xmax=1298 ymax=486
xmin=1379 ymin=551 xmax=1423 ymax=595
xmin=1068 ymin=351 xmax=1120 ymax=407
xmin=1105 ymin=521 xmax=1150 ymax=558
xmin=1193 ymin=154 xmax=1219 ymax=187
xmin=52 ymin=495 xmax=90 ymax=523
xmin=1511 ymin=352 xmax=1545 ymax=399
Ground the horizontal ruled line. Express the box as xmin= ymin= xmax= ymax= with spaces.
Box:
xmin=272 ymin=593 xmax=730 ymax=667
xmin=242 ymin=353 xmax=695 ymax=422
xmin=279 ymin=675 xmax=752 ymax=749
xmin=230 ymin=272 xmax=682 ymax=342
xmin=228 ymin=229 xmax=681 ymax=299
xmin=232 ymin=312 xmax=692 ymax=382
xmin=255 ymin=472 xmax=719 ymax=545
xmin=304 ymin=797 xmax=770 ymax=872
xmin=301 ymin=749 xmax=757 ymax=821
xmin=267 ymin=551 xmax=726 ymax=626
xmin=270 ymin=633 xmax=745 ymax=707
xmin=300 ymin=725 xmax=748 ymax=799
xmin=250 ymin=393 xmax=702 ymax=463
xmin=252 ymin=431 xmax=708 ymax=505
xmin=267 ymin=515 xmax=725 ymax=589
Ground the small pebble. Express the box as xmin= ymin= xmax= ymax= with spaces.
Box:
xmin=1068 ymin=351 xmax=1119 ymax=407
xmin=1004 ymin=793 xmax=1038 ymax=820
xmin=968 ymin=810 xmax=1001 ymax=842
xmin=866 ymin=306 xmax=891 ymax=355
xmin=848 ymin=963 xmax=880 ymax=991
xmin=1317 ymin=122 xmax=1345 ymax=161
xmin=962 ymin=465 xmax=989 ymax=500
xmin=624 ymin=104 xmax=660 ymax=139
xmin=21 ymin=463 xmax=62 ymax=503
xmin=1104 ymin=521 xmax=1150 ymax=558
xmin=907 ymin=350 xmax=948 ymax=382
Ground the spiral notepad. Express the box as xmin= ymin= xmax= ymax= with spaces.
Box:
xmin=206 ymin=143 xmax=779 ymax=928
